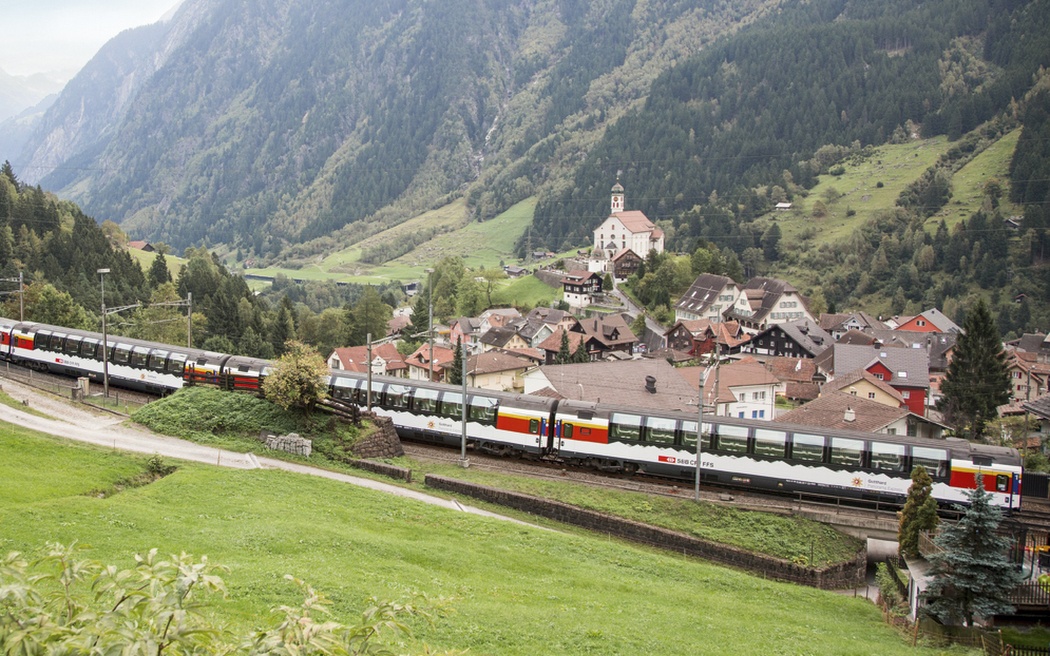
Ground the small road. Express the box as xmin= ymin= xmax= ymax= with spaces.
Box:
xmin=0 ymin=377 xmax=542 ymax=527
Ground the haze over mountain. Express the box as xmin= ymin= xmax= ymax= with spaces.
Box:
xmin=9 ymin=0 xmax=1050 ymax=266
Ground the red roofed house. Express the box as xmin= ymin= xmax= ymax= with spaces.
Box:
xmin=592 ymin=180 xmax=664 ymax=260
xmin=327 ymin=343 xmax=407 ymax=378
xmin=405 ymin=343 xmax=455 ymax=382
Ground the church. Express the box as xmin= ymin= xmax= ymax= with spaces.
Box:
xmin=591 ymin=180 xmax=664 ymax=265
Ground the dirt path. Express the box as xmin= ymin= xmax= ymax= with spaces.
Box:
xmin=0 ymin=377 xmax=540 ymax=526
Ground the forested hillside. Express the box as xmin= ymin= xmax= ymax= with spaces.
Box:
xmin=14 ymin=0 xmax=776 ymax=258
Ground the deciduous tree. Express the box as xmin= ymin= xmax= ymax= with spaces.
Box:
xmin=262 ymin=340 xmax=330 ymax=415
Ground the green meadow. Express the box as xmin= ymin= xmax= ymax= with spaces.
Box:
xmin=1 ymin=419 xmax=971 ymax=655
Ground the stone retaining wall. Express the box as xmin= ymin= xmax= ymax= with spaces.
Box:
xmin=263 ymin=432 xmax=312 ymax=456
xmin=350 ymin=414 xmax=403 ymax=458
xmin=425 ymin=474 xmax=865 ymax=590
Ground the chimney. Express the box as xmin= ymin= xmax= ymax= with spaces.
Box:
xmin=844 ymin=406 xmax=856 ymax=423
xmin=645 ymin=375 xmax=657 ymax=394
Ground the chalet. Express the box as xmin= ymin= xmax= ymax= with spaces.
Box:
xmin=592 ymin=181 xmax=664 ymax=260
xmin=1009 ymin=332 xmax=1050 ymax=364
xmin=478 ymin=326 xmax=531 ymax=353
xmin=741 ymin=317 xmax=831 ymax=359
xmin=128 ymin=240 xmax=156 ymax=252
xmin=674 ymin=273 xmax=740 ymax=323
xmin=778 ymin=392 xmax=944 ymax=440
xmin=818 ymin=311 xmax=885 ymax=340
xmin=386 ymin=313 xmax=411 ymax=338
xmin=576 ymin=314 xmax=637 ymax=360
xmin=677 ymin=357 xmax=783 ymax=420
xmin=817 ymin=343 xmax=930 ymax=416
xmin=894 ymin=308 xmax=961 ymax=334
xmin=726 ymin=277 xmax=814 ymax=334
xmin=774 ymin=202 xmax=793 ymax=211
xmin=664 ymin=319 xmax=748 ymax=357
xmin=537 ymin=328 xmax=588 ymax=364
xmin=509 ymin=307 xmax=579 ymax=348
xmin=523 ymin=358 xmax=698 ymax=411
xmin=611 ymin=248 xmax=643 ymax=280
xmin=504 ymin=265 xmax=528 ymax=278
xmin=561 ymin=270 xmax=603 ymax=308
xmin=405 ymin=343 xmax=455 ymax=382
xmin=823 ymin=370 xmax=906 ymax=409
xmin=327 ymin=343 xmax=407 ymax=378
xmin=764 ymin=356 xmax=822 ymax=402
xmin=1006 ymin=352 xmax=1050 ymax=403
xmin=452 ymin=350 xmax=536 ymax=392
xmin=449 ymin=317 xmax=482 ymax=347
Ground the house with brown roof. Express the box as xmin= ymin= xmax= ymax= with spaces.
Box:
xmin=611 ymin=249 xmax=643 ymax=280
xmin=664 ymin=319 xmax=748 ymax=357
xmin=726 ymin=277 xmax=814 ymax=334
xmin=1009 ymin=332 xmax=1050 ymax=363
xmin=561 ymin=270 xmax=603 ymax=308
xmin=763 ymin=356 xmax=822 ymax=402
xmin=478 ymin=326 xmax=531 ymax=353
xmin=778 ymin=392 xmax=945 ymax=439
xmin=823 ymin=370 xmax=906 ymax=408
xmin=676 ymin=357 xmax=783 ymax=420
xmin=592 ymin=181 xmax=664 ymax=260
xmin=673 ymin=274 xmax=741 ymax=323
xmin=523 ymin=358 xmax=698 ymax=411
xmin=818 ymin=312 xmax=885 ymax=340
xmin=537 ymin=328 xmax=588 ymax=364
xmin=893 ymin=308 xmax=961 ymax=334
xmin=1006 ymin=352 xmax=1050 ymax=403
xmin=816 ymin=343 xmax=930 ymax=416
xmin=327 ymin=343 xmax=407 ymax=378
xmin=455 ymin=350 xmax=537 ymax=392
xmin=405 ymin=343 xmax=455 ymax=382
xmin=128 ymin=240 xmax=156 ymax=252
xmin=508 ymin=307 xmax=578 ymax=348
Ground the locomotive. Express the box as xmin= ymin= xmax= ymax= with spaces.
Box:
xmin=0 ymin=316 xmax=1022 ymax=510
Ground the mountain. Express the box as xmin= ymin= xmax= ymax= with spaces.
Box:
xmin=0 ymin=69 xmax=65 ymax=123
xmin=14 ymin=0 xmax=778 ymax=254
xmin=11 ymin=0 xmax=1050 ymax=269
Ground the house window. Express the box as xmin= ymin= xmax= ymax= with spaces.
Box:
xmin=902 ymin=391 xmax=911 ymax=399
xmin=755 ymin=391 xmax=766 ymax=400
xmin=917 ymin=320 xmax=926 ymax=327
xmin=868 ymin=392 xmax=876 ymax=399
xmin=874 ymin=373 xmax=884 ymax=380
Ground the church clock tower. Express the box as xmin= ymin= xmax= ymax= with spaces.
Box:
xmin=610 ymin=179 xmax=625 ymax=214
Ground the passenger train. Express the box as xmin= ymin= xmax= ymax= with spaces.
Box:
xmin=0 ymin=317 xmax=1023 ymax=511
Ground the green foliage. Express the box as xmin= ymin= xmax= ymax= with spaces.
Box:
xmin=898 ymin=466 xmax=939 ymax=559
xmin=0 ymin=544 xmax=457 ymax=656
xmin=922 ymin=477 xmax=1024 ymax=626
xmin=938 ymin=298 xmax=1010 ymax=439
xmin=263 ymin=340 xmax=330 ymax=414
xmin=875 ymin=562 xmax=903 ymax=609
xmin=133 ymin=387 xmax=302 ymax=441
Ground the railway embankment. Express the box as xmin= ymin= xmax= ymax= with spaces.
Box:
xmin=426 ymin=474 xmax=867 ymax=590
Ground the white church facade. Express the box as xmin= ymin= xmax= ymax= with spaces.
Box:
xmin=592 ymin=181 xmax=664 ymax=263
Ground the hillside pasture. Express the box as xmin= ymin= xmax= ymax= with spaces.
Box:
xmin=1 ymin=423 xmax=960 ymax=656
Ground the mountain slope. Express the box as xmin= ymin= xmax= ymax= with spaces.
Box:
xmin=16 ymin=0 xmax=776 ymax=254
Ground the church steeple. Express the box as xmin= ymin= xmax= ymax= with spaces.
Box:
xmin=610 ymin=177 xmax=624 ymax=214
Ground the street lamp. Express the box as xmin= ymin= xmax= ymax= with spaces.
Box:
xmin=425 ymin=267 xmax=435 ymax=382
xmin=460 ymin=342 xmax=470 ymax=468
xmin=97 ymin=268 xmax=111 ymax=398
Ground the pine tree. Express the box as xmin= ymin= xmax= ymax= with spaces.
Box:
xmin=937 ymin=299 xmax=1010 ymax=440
xmin=147 ymin=252 xmax=172 ymax=288
xmin=922 ymin=476 xmax=1022 ymax=626
xmin=449 ymin=337 xmax=463 ymax=385
xmin=898 ymin=465 xmax=939 ymax=559
xmin=556 ymin=329 xmax=572 ymax=364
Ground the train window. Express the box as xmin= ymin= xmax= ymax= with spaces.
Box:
xmin=791 ymin=433 xmax=825 ymax=462
xmin=148 ymin=350 xmax=169 ymax=373
xmin=609 ymin=413 xmax=643 ymax=442
xmin=384 ymin=385 xmax=411 ymax=409
xmin=130 ymin=347 xmax=150 ymax=368
xmin=468 ymin=396 xmax=498 ymax=425
xmin=644 ymin=416 xmax=677 ymax=445
xmin=870 ymin=442 xmax=906 ymax=473
xmin=167 ymin=354 xmax=187 ymax=375
xmin=753 ymin=429 xmax=787 ymax=458
xmin=413 ymin=388 xmax=438 ymax=413
xmin=63 ymin=336 xmax=82 ymax=356
xmin=79 ymin=338 xmax=99 ymax=359
xmin=439 ymin=392 xmax=463 ymax=419
xmin=972 ymin=456 xmax=993 ymax=467
xmin=681 ymin=421 xmax=715 ymax=451
xmin=112 ymin=345 xmax=131 ymax=365
xmin=562 ymin=423 xmax=574 ymax=439
xmin=996 ymin=475 xmax=1010 ymax=493
xmin=830 ymin=438 xmax=865 ymax=467
xmin=529 ymin=418 xmax=540 ymax=434
xmin=714 ymin=424 xmax=748 ymax=454
xmin=911 ymin=447 xmax=949 ymax=479
xmin=50 ymin=333 xmax=66 ymax=351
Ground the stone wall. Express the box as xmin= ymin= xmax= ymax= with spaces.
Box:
xmin=425 ymin=475 xmax=866 ymax=590
xmin=350 ymin=414 xmax=403 ymax=458
xmin=263 ymin=432 xmax=312 ymax=456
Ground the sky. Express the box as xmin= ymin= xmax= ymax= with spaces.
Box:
xmin=2 ymin=1 xmax=181 ymax=78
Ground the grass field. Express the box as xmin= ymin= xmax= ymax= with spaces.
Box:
xmin=1 ymin=422 xmax=967 ymax=655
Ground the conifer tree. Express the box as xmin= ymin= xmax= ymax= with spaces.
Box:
xmin=449 ymin=337 xmax=463 ymax=385
xmin=556 ymin=329 xmax=572 ymax=364
xmin=937 ymin=299 xmax=1010 ymax=440
xmin=922 ymin=476 xmax=1022 ymax=626
xmin=898 ymin=465 xmax=939 ymax=559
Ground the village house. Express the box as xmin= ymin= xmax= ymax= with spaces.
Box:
xmin=327 ymin=343 xmax=407 ymax=378
xmin=677 ymin=357 xmax=783 ymax=420
xmin=673 ymin=273 xmax=741 ymax=323
xmin=892 ymin=308 xmax=962 ymax=334
xmin=664 ymin=319 xmax=748 ymax=357
xmin=455 ymin=350 xmax=537 ymax=392
xmin=405 ymin=343 xmax=455 ymax=382
xmin=778 ymin=392 xmax=945 ymax=440
xmin=822 ymin=370 xmax=907 ymax=409
xmin=592 ymin=180 xmax=664 ymax=261
xmin=763 ymin=356 xmax=822 ymax=402
xmin=449 ymin=317 xmax=482 ymax=348
xmin=1006 ymin=352 xmax=1050 ymax=403
xmin=506 ymin=307 xmax=579 ymax=348
xmin=523 ymin=358 xmax=699 ymax=411
xmin=726 ymin=277 xmax=815 ymax=334
xmin=816 ymin=343 xmax=930 ymax=416
xmin=818 ymin=311 xmax=885 ymax=340
xmin=740 ymin=317 xmax=832 ymax=360
xmin=561 ymin=270 xmax=603 ymax=309
xmin=478 ymin=326 xmax=531 ymax=353
xmin=1009 ymin=332 xmax=1050 ymax=364
xmin=611 ymin=249 xmax=643 ymax=280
